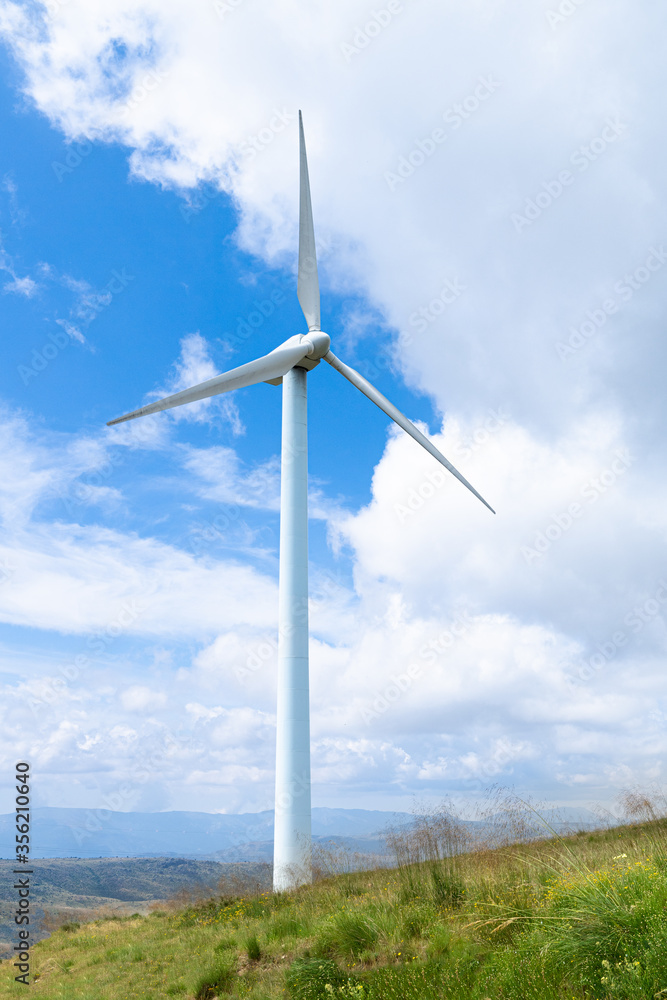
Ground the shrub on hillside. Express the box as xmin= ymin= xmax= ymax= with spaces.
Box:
xmin=316 ymin=912 xmax=380 ymax=958
xmin=213 ymin=935 xmax=237 ymax=952
xmin=430 ymin=865 xmax=465 ymax=909
xmin=193 ymin=959 xmax=236 ymax=998
xmin=246 ymin=933 xmax=261 ymax=961
xmin=286 ymin=958 xmax=355 ymax=999
xmin=473 ymin=854 xmax=667 ymax=998
xmin=268 ymin=914 xmax=307 ymax=941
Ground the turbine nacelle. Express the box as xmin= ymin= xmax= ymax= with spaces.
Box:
xmin=263 ymin=332 xmax=330 ymax=383
xmin=296 ymin=330 xmax=330 ymax=372
xmin=303 ymin=330 xmax=330 ymax=359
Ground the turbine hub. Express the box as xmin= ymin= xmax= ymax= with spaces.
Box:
xmin=303 ymin=331 xmax=330 ymax=359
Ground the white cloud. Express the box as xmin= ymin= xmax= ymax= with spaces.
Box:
xmin=2 ymin=0 xmax=662 ymax=429
xmin=169 ymin=332 xmax=217 ymax=391
xmin=120 ymin=685 xmax=167 ymax=711
xmin=0 ymin=408 xmax=279 ymax=636
xmin=0 ymin=0 xmax=665 ymax=811
xmin=185 ymin=701 xmax=225 ymax=724
xmin=3 ymin=274 xmax=37 ymax=296
xmin=336 ymin=410 xmax=667 ymax=648
xmin=0 ymin=230 xmax=37 ymax=296
xmin=0 ymin=520 xmax=279 ymax=636
xmin=105 ymin=411 xmax=169 ymax=451
xmin=182 ymin=445 xmax=280 ymax=511
xmin=2 ymin=174 xmax=29 ymax=226
xmin=1 ymin=398 xmax=664 ymax=811
xmin=55 ymin=318 xmax=85 ymax=344
xmin=182 ymin=442 xmax=342 ymax=522
xmin=153 ymin=332 xmax=244 ymax=432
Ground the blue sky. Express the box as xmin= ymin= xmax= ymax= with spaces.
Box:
xmin=0 ymin=0 xmax=665 ymax=824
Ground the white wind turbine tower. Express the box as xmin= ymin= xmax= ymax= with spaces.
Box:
xmin=108 ymin=112 xmax=495 ymax=892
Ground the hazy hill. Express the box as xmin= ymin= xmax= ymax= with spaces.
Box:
xmin=0 ymin=805 xmax=603 ymax=861
xmin=0 ymin=857 xmax=268 ymax=906
xmin=0 ymin=807 xmax=413 ymax=860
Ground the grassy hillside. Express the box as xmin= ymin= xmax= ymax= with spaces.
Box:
xmin=0 ymin=858 xmax=271 ymax=961
xmin=0 ymin=858 xmax=270 ymax=907
xmin=1 ymin=816 xmax=666 ymax=999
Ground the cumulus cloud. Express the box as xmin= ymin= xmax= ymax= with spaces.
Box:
xmin=2 ymin=0 xmax=664 ymax=428
xmin=0 ymin=518 xmax=281 ymax=636
xmin=155 ymin=332 xmax=245 ymax=432
xmin=0 ymin=409 xmax=279 ymax=636
xmin=336 ymin=410 xmax=667 ymax=646
xmin=120 ymin=685 xmax=167 ymax=711
xmin=182 ymin=445 xmax=280 ymax=510
xmin=0 ymin=0 xmax=665 ymax=811
xmin=3 ymin=273 xmax=37 ymax=296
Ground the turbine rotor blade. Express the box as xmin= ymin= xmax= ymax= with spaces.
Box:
xmin=107 ymin=337 xmax=311 ymax=426
xmin=324 ymin=351 xmax=495 ymax=514
xmin=297 ymin=111 xmax=320 ymax=332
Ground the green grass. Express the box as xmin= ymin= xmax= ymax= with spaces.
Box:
xmin=193 ymin=957 xmax=236 ymax=998
xmin=2 ymin=817 xmax=667 ymax=998
xmin=245 ymin=934 xmax=261 ymax=962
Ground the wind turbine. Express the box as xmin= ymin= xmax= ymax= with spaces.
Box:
xmin=107 ymin=112 xmax=495 ymax=892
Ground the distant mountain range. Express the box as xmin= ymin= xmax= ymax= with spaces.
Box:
xmin=0 ymin=805 xmax=606 ymax=861
xmin=0 ymin=807 xmax=413 ymax=860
